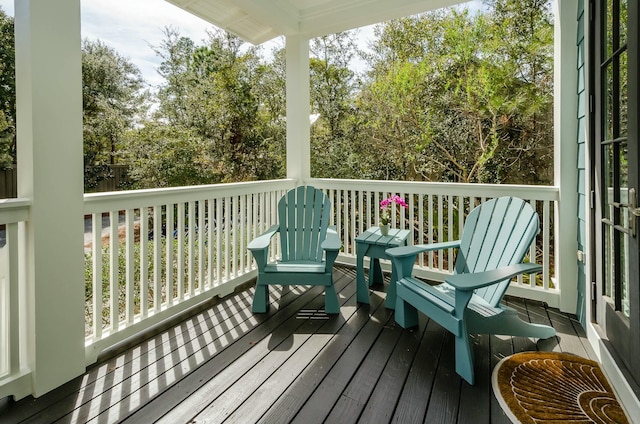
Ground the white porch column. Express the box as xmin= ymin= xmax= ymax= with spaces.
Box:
xmin=554 ymin=0 xmax=579 ymax=314
xmin=286 ymin=35 xmax=311 ymax=182
xmin=15 ymin=0 xmax=85 ymax=396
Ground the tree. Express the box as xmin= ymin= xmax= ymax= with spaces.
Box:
xmin=351 ymin=2 xmax=554 ymax=185
xmin=82 ymin=39 xmax=147 ymax=190
xmin=309 ymin=32 xmax=362 ymax=178
xmin=0 ymin=7 xmax=15 ymax=170
xmin=128 ymin=28 xmax=285 ymax=188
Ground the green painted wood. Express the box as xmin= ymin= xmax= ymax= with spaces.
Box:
xmin=248 ymin=185 xmax=341 ymax=313
xmin=388 ymin=197 xmax=556 ymax=384
xmin=355 ymin=227 xmax=410 ymax=308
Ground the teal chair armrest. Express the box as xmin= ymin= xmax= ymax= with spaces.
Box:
xmin=387 ymin=240 xmax=461 ymax=280
xmin=248 ymin=224 xmax=280 ymax=251
xmin=248 ymin=224 xmax=279 ymax=270
xmin=322 ymin=226 xmax=341 ymax=269
xmin=321 ymin=226 xmax=342 ymax=251
xmin=445 ymin=263 xmax=542 ymax=291
xmin=386 ymin=240 xmax=461 ymax=259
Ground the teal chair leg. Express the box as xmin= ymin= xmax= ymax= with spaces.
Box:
xmin=455 ymin=330 xmax=474 ymax=385
xmin=395 ymin=298 xmax=419 ymax=328
xmin=252 ymin=283 xmax=269 ymax=313
xmin=324 ymin=283 xmax=339 ymax=314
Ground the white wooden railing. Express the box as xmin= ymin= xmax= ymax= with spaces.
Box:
xmin=309 ymin=179 xmax=561 ymax=307
xmin=82 ymin=179 xmax=296 ymax=361
xmin=0 ymin=198 xmax=31 ymax=399
xmin=1 ymin=178 xmax=561 ymax=386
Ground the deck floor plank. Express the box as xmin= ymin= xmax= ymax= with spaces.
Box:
xmin=323 ymin=317 xmax=404 ymax=423
xmin=357 ymin=322 xmax=428 ymax=424
xmin=458 ymin=333 xmax=492 ymax=424
xmin=390 ymin=317 xmax=445 ymax=424
xmin=82 ymin=285 xmax=320 ymax=424
xmin=1 ymin=267 xmax=593 ymax=424
xmin=123 ymin=276 xmax=353 ymax=424
xmin=423 ymin=331 xmax=462 ymax=424
xmin=257 ymin=273 xmax=388 ymax=424
xmin=184 ymin=280 xmax=360 ymax=424
xmin=288 ymin=298 xmax=395 ymax=423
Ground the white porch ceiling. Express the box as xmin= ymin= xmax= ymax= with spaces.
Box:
xmin=165 ymin=0 xmax=465 ymax=45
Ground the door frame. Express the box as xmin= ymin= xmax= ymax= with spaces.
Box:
xmin=590 ymin=0 xmax=640 ymax=388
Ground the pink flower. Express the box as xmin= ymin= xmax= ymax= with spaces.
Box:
xmin=380 ymin=194 xmax=408 ymax=225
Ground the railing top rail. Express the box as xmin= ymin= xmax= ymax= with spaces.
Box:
xmin=83 ymin=179 xmax=297 ymax=213
xmin=307 ymin=178 xmax=560 ymax=201
xmin=0 ymin=198 xmax=31 ymax=225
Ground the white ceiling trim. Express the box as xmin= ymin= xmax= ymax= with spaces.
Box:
xmin=165 ymin=0 xmax=467 ymax=45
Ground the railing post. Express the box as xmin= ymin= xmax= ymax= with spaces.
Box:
xmin=15 ymin=0 xmax=86 ymax=396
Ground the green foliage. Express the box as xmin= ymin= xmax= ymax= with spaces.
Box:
xmin=0 ymin=2 xmax=555 ymax=189
xmin=352 ymin=1 xmax=554 ymax=184
xmin=0 ymin=7 xmax=14 ymax=169
xmin=309 ymin=32 xmax=362 ymax=179
xmin=82 ymin=39 xmax=147 ymax=190
xmin=127 ymin=28 xmax=285 ymax=188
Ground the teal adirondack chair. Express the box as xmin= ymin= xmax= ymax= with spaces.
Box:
xmin=387 ymin=197 xmax=556 ymax=385
xmin=248 ymin=185 xmax=342 ymax=314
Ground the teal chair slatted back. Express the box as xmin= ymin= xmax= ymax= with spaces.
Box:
xmin=455 ymin=197 xmax=539 ymax=307
xmin=278 ymin=185 xmax=331 ymax=263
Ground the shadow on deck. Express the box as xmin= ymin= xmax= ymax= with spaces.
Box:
xmin=1 ymin=266 xmax=594 ymax=424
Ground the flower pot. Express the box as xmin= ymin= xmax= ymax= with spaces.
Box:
xmin=379 ymin=224 xmax=389 ymax=236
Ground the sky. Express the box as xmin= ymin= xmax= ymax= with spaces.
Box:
xmin=0 ymin=0 xmax=233 ymax=87
xmin=0 ymin=0 xmax=481 ymax=88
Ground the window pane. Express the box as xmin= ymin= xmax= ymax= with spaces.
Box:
xmin=605 ymin=0 xmax=614 ymax=58
xmin=603 ymin=144 xmax=614 ymax=220
xmin=620 ymin=0 xmax=628 ymax=48
xmin=621 ymin=230 xmax=630 ymax=316
xmin=604 ymin=62 xmax=614 ymax=140
xmin=604 ymin=223 xmax=614 ymax=297
xmin=620 ymin=50 xmax=628 ymax=137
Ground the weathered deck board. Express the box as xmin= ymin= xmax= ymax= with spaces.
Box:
xmin=1 ymin=266 xmax=591 ymax=424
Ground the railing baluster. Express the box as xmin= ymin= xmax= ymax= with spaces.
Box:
xmin=177 ymin=203 xmax=185 ymax=300
xmin=418 ymin=193 xmax=424 ymax=267
xmin=153 ymin=206 xmax=162 ymax=313
xmin=428 ymin=194 xmax=433 ymax=268
xmin=92 ymin=213 xmax=103 ymax=339
xmin=232 ymin=196 xmax=238 ymax=278
xmin=224 ymin=197 xmax=231 ymax=282
xmin=125 ymin=209 xmax=134 ymax=325
xmin=199 ymin=200 xmax=206 ymax=290
xmin=139 ymin=207 xmax=148 ymax=318
xmin=216 ymin=198 xmax=223 ymax=285
xmin=109 ymin=211 xmax=118 ymax=333
xmin=447 ymin=195 xmax=454 ymax=272
xmin=438 ymin=195 xmax=444 ymax=271
xmin=208 ymin=198 xmax=215 ymax=288
xmin=7 ymin=223 xmax=20 ymax=375
xmin=188 ymin=201 xmax=195 ymax=296
xmin=166 ymin=204 xmax=174 ymax=306
xmin=543 ymin=200 xmax=551 ymax=289
xmin=236 ymin=195 xmax=248 ymax=276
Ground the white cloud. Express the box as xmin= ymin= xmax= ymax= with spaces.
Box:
xmin=81 ymin=0 xmax=214 ymax=87
xmin=0 ymin=0 xmax=215 ymax=87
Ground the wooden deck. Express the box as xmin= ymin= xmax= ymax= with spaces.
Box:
xmin=1 ymin=266 xmax=595 ymax=424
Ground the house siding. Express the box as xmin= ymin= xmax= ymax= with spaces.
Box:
xmin=576 ymin=0 xmax=587 ymax=326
